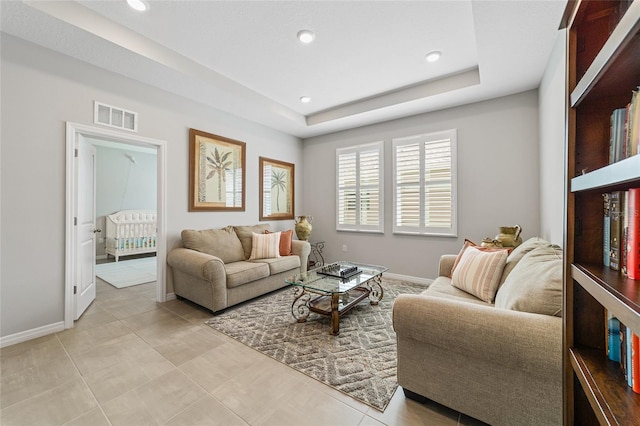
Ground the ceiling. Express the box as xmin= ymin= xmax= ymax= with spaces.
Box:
xmin=1 ymin=0 xmax=567 ymax=138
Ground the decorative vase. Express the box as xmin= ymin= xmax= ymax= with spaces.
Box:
xmin=480 ymin=238 xmax=503 ymax=248
xmin=294 ymin=215 xmax=313 ymax=241
xmin=495 ymin=224 xmax=522 ymax=248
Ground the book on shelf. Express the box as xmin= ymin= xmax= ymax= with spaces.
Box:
xmin=622 ymin=191 xmax=629 ymax=275
xmin=608 ymin=314 xmax=621 ymax=362
xmin=610 ymin=108 xmax=627 ymax=163
xmin=604 ymin=193 xmax=611 ymax=268
xmin=605 ymin=316 xmax=640 ymax=394
xmin=629 ymin=88 xmax=639 ymax=158
xmin=608 ymin=88 xmax=640 ymax=163
xmin=610 ymin=191 xmax=623 ymax=271
xmin=633 ymin=332 xmax=640 ymax=394
xmin=628 ymin=188 xmax=640 ymax=280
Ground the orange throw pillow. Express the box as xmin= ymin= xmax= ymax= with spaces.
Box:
xmin=266 ymin=229 xmax=293 ymax=256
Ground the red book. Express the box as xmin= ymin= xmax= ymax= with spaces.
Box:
xmin=633 ymin=333 xmax=640 ymax=394
xmin=628 ymin=188 xmax=640 ymax=279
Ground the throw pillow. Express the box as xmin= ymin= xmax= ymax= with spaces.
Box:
xmin=234 ymin=224 xmax=271 ymax=259
xmin=450 ymin=239 xmax=509 ymax=278
xmin=499 ymin=237 xmax=554 ymax=286
xmin=451 ymin=246 xmax=508 ymax=303
xmin=249 ymin=232 xmax=281 ymax=260
xmin=266 ymin=229 xmax=293 ymax=256
xmin=494 ymin=245 xmax=563 ymax=316
xmin=450 ymin=239 xmax=476 ymax=277
xmin=181 ymin=226 xmax=245 ymax=264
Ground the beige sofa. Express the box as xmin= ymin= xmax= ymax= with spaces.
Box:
xmin=392 ymin=237 xmax=563 ymax=426
xmin=167 ymin=224 xmax=310 ymax=314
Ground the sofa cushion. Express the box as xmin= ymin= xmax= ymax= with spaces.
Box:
xmin=495 ymin=245 xmax=563 ymax=316
xmin=266 ymin=229 xmax=293 ymax=256
xmin=252 ymin=255 xmax=301 ymax=275
xmin=500 ymin=237 xmax=554 ymax=286
xmin=425 ymin=278 xmax=492 ymax=306
xmin=181 ymin=227 xmax=245 ymax=264
xmin=451 ymin=246 xmax=508 ymax=303
xmin=234 ymin=224 xmax=271 ymax=259
xmin=249 ymin=232 xmax=281 ymax=260
xmin=225 ymin=261 xmax=270 ymax=288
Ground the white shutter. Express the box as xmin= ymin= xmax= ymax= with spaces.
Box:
xmin=393 ymin=130 xmax=457 ymax=236
xmin=336 ymin=142 xmax=384 ymax=232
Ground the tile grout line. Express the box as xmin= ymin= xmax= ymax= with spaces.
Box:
xmin=54 ymin=332 xmax=114 ymax=426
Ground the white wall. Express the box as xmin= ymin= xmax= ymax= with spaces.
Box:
xmin=0 ymin=36 xmax=302 ymax=339
xmin=96 ymin=146 xmax=157 ymax=218
xmin=302 ymin=90 xmax=541 ymax=279
xmin=538 ymin=29 xmax=567 ymax=246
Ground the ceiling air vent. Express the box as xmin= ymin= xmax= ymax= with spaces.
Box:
xmin=94 ymin=101 xmax=138 ymax=132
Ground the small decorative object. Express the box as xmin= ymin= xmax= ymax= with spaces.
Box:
xmin=259 ymin=157 xmax=294 ymax=220
xmin=495 ymin=224 xmax=522 ymax=248
xmin=481 ymin=238 xmax=503 ymax=248
xmin=189 ymin=128 xmax=245 ymax=211
xmin=294 ymin=215 xmax=313 ymax=241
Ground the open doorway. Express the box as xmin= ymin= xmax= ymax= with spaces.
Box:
xmin=64 ymin=122 xmax=167 ymax=329
xmin=92 ymin=140 xmax=158 ymax=303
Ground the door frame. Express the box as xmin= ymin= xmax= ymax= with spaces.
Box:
xmin=64 ymin=122 xmax=167 ymax=329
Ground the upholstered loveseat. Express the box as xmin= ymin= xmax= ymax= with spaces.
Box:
xmin=167 ymin=224 xmax=310 ymax=314
xmin=392 ymin=237 xmax=563 ymax=426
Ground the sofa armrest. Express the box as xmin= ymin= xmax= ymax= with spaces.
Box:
xmin=392 ymin=294 xmax=562 ymax=376
xmin=291 ymin=240 xmax=311 ymax=273
xmin=439 ymin=254 xmax=457 ymax=277
xmin=167 ymin=247 xmax=226 ymax=283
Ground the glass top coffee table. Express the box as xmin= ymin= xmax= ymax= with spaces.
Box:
xmin=285 ymin=261 xmax=387 ymax=335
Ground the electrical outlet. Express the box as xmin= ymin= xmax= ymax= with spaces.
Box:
xmin=342 ymin=244 xmax=347 ymax=252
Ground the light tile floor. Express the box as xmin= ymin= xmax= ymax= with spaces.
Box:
xmin=1 ymin=277 xmax=486 ymax=426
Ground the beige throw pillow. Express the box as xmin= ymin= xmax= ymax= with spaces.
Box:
xmin=249 ymin=232 xmax=281 ymax=260
xmin=234 ymin=224 xmax=271 ymax=259
xmin=494 ymin=245 xmax=563 ymax=317
xmin=451 ymin=246 xmax=508 ymax=303
xmin=500 ymin=237 xmax=553 ymax=286
xmin=181 ymin=226 xmax=245 ymax=264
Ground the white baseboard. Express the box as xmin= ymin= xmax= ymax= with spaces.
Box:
xmin=96 ymin=254 xmax=108 ymax=260
xmin=0 ymin=321 xmax=65 ymax=348
xmin=384 ymin=272 xmax=432 ymax=286
xmin=165 ymin=292 xmax=177 ymax=301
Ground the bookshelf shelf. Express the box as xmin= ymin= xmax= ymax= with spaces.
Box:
xmin=571 ymin=155 xmax=640 ymax=192
xmin=573 ymin=264 xmax=640 ymax=332
xmin=570 ymin=347 xmax=640 ymax=426
xmin=564 ymin=0 xmax=640 ymax=424
xmin=570 ymin=0 xmax=640 ymax=107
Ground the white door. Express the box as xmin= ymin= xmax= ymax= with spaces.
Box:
xmin=75 ymin=136 xmax=97 ymax=319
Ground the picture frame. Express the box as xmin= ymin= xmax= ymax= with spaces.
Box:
xmin=259 ymin=157 xmax=295 ymax=220
xmin=189 ymin=128 xmax=246 ymax=211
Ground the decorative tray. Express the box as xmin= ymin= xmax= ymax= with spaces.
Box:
xmin=317 ymin=263 xmax=362 ymax=279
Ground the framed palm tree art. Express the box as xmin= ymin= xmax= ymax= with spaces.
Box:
xmin=259 ymin=157 xmax=294 ymax=220
xmin=189 ymin=128 xmax=246 ymax=211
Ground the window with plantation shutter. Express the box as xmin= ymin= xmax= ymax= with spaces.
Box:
xmin=336 ymin=142 xmax=384 ymax=232
xmin=393 ymin=129 xmax=457 ymax=236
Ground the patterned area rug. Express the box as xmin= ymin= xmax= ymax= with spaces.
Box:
xmin=205 ymin=278 xmax=426 ymax=411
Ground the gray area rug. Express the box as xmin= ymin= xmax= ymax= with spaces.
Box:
xmin=205 ymin=278 xmax=426 ymax=411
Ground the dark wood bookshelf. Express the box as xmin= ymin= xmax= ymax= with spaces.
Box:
xmin=564 ymin=0 xmax=640 ymax=424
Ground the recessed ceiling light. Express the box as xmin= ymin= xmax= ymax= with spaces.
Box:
xmin=425 ymin=51 xmax=442 ymax=63
xmin=300 ymin=96 xmax=311 ymax=103
xmin=126 ymin=0 xmax=149 ymax=12
xmin=297 ymin=30 xmax=315 ymax=44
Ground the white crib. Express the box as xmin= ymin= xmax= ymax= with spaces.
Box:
xmin=105 ymin=210 xmax=157 ymax=261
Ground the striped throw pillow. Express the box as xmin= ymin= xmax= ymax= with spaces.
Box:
xmin=451 ymin=246 xmax=508 ymax=303
xmin=249 ymin=232 xmax=281 ymax=260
